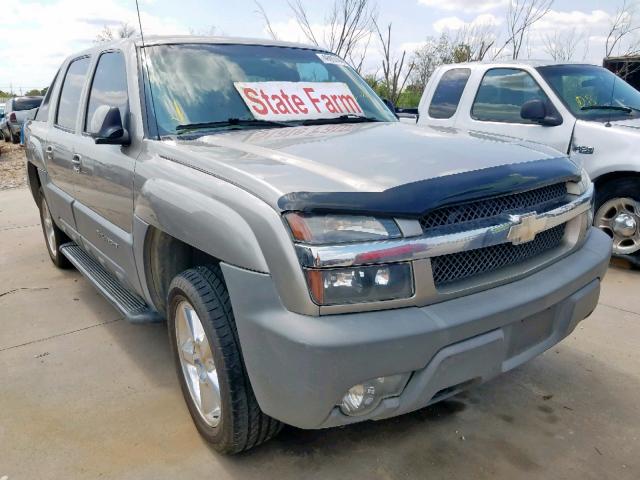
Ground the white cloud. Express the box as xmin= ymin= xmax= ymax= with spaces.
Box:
xmin=433 ymin=13 xmax=502 ymax=33
xmin=0 ymin=0 xmax=189 ymax=91
xmin=527 ymin=9 xmax=615 ymax=62
xmin=418 ymin=0 xmax=507 ymax=13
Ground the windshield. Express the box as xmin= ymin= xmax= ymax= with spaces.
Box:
xmin=537 ymin=64 xmax=640 ymax=121
xmin=14 ymin=97 xmax=42 ymax=111
xmin=144 ymin=43 xmax=396 ymax=136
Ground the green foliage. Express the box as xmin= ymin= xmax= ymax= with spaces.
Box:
xmin=365 ymin=75 xmax=422 ymax=108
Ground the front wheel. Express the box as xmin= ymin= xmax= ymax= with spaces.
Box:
xmin=167 ymin=265 xmax=282 ymax=454
xmin=594 ymin=178 xmax=640 ymax=259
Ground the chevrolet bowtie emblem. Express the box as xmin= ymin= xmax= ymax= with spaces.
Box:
xmin=507 ymin=213 xmax=547 ymax=245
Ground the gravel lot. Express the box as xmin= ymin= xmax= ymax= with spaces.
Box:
xmin=0 ymin=143 xmax=27 ymax=190
xmin=0 ymin=184 xmax=638 ymax=479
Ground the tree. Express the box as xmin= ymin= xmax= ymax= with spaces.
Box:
xmin=95 ymin=22 xmax=137 ymax=43
xmin=543 ymin=29 xmax=581 ymax=61
xmin=256 ymin=0 xmax=377 ymax=72
xmin=453 ymin=22 xmax=497 ymax=61
xmin=25 ymin=89 xmax=42 ymax=96
xmin=494 ymin=0 xmax=554 ymax=60
xmin=605 ymin=0 xmax=640 ymax=57
xmin=374 ymin=21 xmax=414 ymax=105
xmin=410 ymin=34 xmax=453 ymax=90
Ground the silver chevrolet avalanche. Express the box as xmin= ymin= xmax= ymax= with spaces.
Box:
xmin=25 ymin=36 xmax=611 ymax=453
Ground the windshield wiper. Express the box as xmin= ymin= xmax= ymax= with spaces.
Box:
xmin=301 ymin=114 xmax=381 ymax=126
xmin=580 ymin=105 xmax=633 ymax=113
xmin=175 ymin=118 xmax=291 ymax=133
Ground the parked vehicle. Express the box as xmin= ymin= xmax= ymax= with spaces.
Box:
xmin=3 ymin=96 xmax=42 ymax=143
xmin=417 ymin=61 xmax=640 ymax=264
xmin=0 ymin=103 xmax=7 ymax=141
xmin=604 ymin=55 xmax=640 ymax=90
xmin=26 ymin=37 xmax=610 ymax=454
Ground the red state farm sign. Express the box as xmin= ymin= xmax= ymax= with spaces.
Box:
xmin=234 ymin=81 xmax=364 ymax=121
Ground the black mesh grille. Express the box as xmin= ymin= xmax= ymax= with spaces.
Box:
xmin=420 ymin=183 xmax=568 ymax=232
xmin=431 ymin=224 xmax=566 ymax=287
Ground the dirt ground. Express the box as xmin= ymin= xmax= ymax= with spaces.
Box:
xmin=0 ymin=143 xmax=27 ymax=190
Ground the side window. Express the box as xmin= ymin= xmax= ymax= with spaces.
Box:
xmin=472 ymin=68 xmax=550 ymax=124
xmin=35 ymin=70 xmax=60 ymax=122
xmin=428 ymin=68 xmax=471 ymax=119
xmin=85 ymin=51 xmax=128 ymax=134
xmin=56 ymin=56 xmax=91 ymax=130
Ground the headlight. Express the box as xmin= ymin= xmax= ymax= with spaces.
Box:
xmin=305 ymin=263 xmax=414 ymax=305
xmin=567 ymin=168 xmax=591 ymax=195
xmin=284 ymin=212 xmax=401 ymax=245
xmin=285 ymin=213 xmax=413 ymax=306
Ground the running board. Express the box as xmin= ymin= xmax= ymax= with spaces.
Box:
xmin=60 ymin=243 xmax=163 ymax=323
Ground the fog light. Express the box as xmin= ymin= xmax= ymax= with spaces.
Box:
xmin=339 ymin=373 xmax=410 ymax=416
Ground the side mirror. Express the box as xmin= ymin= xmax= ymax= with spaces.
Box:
xmin=93 ymin=106 xmax=130 ymax=146
xmin=382 ymin=98 xmax=399 ymax=119
xmin=520 ymin=99 xmax=562 ymax=127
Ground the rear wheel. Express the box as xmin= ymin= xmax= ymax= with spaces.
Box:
xmin=38 ymin=189 xmax=72 ymax=269
xmin=167 ymin=265 xmax=282 ymax=454
xmin=594 ymin=178 xmax=640 ymax=260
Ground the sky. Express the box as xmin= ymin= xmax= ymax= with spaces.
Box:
xmin=0 ymin=0 xmax=637 ymax=92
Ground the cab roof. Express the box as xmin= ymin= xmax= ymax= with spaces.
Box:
xmin=443 ymin=59 xmax=599 ymax=69
xmin=73 ymin=35 xmax=327 ymax=57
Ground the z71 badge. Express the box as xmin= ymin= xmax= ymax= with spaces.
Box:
xmin=572 ymin=144 xmax=595 ymax=155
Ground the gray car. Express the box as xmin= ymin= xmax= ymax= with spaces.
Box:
xmin=25 ymin=36 xmax=611 ymax=454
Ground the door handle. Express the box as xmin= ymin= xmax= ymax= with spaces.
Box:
xmin=72 ymin=154 xmax=82 ymax=173
xmin=45 ymin=145 xmax=53 ymax=161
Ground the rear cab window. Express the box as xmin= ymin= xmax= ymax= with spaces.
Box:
xmin=428 ymin=68 xmax=471 ymax=119
xmin=471 ymin=68 xmax=552 ymax=124
xmin=35 ymin=71 xmax=61 ymax=122
xmin=56 ymin=56 xmax=91 ymax=131
xmin=84 ymin=51 xmax=128 ymax=134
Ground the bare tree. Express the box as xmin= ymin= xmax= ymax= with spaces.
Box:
xmin=95 ymin=22 xmax=136 ymax=43
xmin=254 ymin=1 xmax=279 ymax=40
xmin=256 ymin=0 xmax=377 ymax=72
xmin=493 ymin=0 xmax=553 ymax=60
xmin=606 ymin=0 xmax=640 ymax=57
xmin=453 ymin=23 xmax=497 ymax=61
xmin=543 ymin=29 xmax=581 ymax=61
xmin=374 ymin=21 xmax=414 ymax=105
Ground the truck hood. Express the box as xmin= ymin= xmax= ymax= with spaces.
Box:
xmin=156 ymin=122 xmax=578 ymax=213
xmin=609 ymin=117 xmax=640 ymax=131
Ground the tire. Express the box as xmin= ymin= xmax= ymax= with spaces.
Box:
xmin=11 ymin=132 xmax=19 ymax=144
xmin=2 ymin=127 xmax=9 ymax=142
xmin=167 ymin=265 xmax=282 ymax=454
xmin=594 ymin=177 xmax=640 ymax=259
xmin=38 ymin=189 xmax=72 ymax=269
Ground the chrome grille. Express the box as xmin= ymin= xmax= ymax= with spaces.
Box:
xmin=431 ymin=223 xmax=566 ymax=287
xmin=420 ymin=183 xmax=568 ymax=232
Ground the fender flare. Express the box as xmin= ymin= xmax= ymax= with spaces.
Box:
xmin=134 ymin=177 xmax=270 ymax=273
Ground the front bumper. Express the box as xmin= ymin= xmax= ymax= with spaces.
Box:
xmin=222 ymin=228 xmax=611 ymax=429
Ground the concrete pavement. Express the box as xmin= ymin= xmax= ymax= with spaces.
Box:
xmin=1 ymin=187 xmax=638 ymax=479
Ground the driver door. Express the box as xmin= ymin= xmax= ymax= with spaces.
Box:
xmin=458 ymin=68 xmax=575 ymax=154
xmin=72 ymin=50 xmax=138 ymax=290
